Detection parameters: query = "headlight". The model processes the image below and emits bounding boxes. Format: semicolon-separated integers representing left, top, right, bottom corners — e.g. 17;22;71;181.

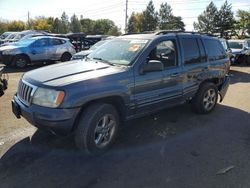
32;88;65;108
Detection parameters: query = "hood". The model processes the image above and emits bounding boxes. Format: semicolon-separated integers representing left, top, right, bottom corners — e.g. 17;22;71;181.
0;44;20;51
74;50;92;56
24;60;126;86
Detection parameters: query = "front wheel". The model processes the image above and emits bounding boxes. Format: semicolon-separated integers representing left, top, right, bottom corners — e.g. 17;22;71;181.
75;103;119;154
13;55;29;68
191;82;218;114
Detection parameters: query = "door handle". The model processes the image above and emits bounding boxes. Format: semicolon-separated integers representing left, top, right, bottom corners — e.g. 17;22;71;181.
31;50;36;55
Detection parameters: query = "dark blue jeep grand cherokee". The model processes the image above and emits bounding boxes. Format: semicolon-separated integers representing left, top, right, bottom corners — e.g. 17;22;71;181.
12;31;230;153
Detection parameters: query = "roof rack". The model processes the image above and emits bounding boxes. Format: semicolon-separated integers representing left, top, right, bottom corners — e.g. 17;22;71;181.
123;30;216;37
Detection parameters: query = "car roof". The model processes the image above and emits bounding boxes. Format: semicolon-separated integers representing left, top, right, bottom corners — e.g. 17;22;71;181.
31;36;69;40
228;39;244;43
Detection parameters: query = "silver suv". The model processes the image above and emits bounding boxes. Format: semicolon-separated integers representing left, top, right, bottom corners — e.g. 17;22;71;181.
0;36;76;68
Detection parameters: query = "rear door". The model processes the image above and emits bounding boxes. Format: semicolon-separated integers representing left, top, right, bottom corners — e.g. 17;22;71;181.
48;38;65;60
29;38;49;61
179;35;208;99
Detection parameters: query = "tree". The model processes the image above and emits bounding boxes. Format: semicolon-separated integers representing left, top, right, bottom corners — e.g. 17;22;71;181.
31;17;52;31
235;10;250;38
0;20;8;34
193;2;218;33
127;12;137;33
7;20;25;31
60;12;69;33
51;17;61;33
158;3;185;30
158;2;173;29
93;19;120;35
80;18;95;34
215;0;235;38
141;0;158;31
70;14;81;32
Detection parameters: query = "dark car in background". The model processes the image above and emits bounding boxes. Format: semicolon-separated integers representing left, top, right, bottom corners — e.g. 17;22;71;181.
71;39;110;60
0;36;76;68
228;39;250;65
12;31;230;153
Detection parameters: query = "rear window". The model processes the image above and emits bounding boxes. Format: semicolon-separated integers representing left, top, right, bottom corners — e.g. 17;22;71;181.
228;41;243;49
50;39;64;45
204;39;226;61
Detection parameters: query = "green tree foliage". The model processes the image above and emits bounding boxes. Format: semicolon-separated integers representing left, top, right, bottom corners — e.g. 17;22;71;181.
215;0;235;38
7;20;25;31
70;14;81;32
127;12;144;33
158;2;185;30
93;19;120;35
235;10;250;38
0;20;8;34
60;11;69;34
141;0;158;31
193;2;218;33
80;18;95;34
51;17;61;33
31;17;52;31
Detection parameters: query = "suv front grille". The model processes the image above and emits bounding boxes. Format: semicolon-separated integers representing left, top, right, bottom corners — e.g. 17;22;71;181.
17;80;36;106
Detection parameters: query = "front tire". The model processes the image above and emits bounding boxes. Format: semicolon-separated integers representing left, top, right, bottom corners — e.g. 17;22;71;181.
75;103;119;154
192;82;218;114
13;55;29;68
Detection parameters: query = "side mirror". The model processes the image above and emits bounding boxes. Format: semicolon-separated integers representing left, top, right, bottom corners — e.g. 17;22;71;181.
140;60;164;74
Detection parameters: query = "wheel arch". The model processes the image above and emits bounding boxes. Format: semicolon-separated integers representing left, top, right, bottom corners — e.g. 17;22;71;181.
72;95;127;132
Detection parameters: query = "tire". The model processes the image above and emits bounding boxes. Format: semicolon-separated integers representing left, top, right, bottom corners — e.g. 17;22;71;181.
75;103;120;154
61;52;72;62
13;55;29;68
191;82;218;114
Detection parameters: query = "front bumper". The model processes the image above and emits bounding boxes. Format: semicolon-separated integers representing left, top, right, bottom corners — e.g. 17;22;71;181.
218;75;230;102
12;95;81;135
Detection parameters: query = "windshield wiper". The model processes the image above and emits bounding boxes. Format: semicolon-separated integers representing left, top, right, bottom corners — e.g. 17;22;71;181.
92;57;115;66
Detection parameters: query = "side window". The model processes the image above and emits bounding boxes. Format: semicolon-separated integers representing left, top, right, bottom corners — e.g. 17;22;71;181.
182;38;200;64
204;39;226;61
51;39;62;46
197;39;207;63
34;39;48;47
148;40;177;68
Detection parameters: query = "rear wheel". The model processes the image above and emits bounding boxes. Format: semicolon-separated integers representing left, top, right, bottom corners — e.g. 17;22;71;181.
191;82;218;114
61;52;72;62
75;103;119;154
13;55;29;68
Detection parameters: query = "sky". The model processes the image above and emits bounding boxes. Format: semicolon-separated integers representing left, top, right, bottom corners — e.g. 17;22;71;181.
0;0;250;32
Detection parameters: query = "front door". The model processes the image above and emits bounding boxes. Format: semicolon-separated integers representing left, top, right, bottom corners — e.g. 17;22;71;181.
133;38;183;115
29;38;49;61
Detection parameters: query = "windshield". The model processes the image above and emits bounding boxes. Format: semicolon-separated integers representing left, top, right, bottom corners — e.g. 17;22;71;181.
5;33;17;40
89;40;107;50
88;38;148;65
14;38;36;46
228;41;243;49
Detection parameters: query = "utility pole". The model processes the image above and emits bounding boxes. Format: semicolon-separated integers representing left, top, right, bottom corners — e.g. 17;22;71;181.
125;0;128;33
28;11;30;29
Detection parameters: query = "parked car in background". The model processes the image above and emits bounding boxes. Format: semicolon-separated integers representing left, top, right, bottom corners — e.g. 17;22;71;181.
228;39;250;65
0;32;19;45
71;39;110;60
219;38;232;64
12;31;230;153
0;31;14;40
0;36;76;68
